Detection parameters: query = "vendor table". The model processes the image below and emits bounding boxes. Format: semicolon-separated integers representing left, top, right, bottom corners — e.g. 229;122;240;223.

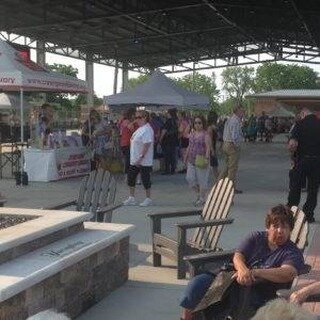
24;147;91;182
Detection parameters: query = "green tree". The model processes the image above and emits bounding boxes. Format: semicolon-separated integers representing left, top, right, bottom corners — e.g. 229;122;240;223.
174;72;219;111
254;63;318;92
47;63;78;77
73;94;103;107
128;74;150;89
222;66;255;105
45;63;80;113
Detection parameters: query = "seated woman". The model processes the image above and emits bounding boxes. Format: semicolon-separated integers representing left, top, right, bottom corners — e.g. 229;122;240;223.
180;204;305;320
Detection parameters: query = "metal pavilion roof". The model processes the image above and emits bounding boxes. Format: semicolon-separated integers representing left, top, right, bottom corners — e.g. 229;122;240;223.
0;0;320;73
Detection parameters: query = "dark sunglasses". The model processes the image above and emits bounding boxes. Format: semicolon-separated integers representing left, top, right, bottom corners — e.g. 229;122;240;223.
135;116;142;119
194;121;202;124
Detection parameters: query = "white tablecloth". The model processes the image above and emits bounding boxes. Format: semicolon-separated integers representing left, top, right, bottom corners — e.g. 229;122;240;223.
25;147;91;182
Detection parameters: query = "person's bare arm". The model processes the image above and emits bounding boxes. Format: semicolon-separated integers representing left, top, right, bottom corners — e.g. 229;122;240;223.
232;252;254;286
184;145;190;164
207;127;214;156
290;281;320;304
288;138;298;153
159;128;166;143
205;132;211;159
252;264;297;284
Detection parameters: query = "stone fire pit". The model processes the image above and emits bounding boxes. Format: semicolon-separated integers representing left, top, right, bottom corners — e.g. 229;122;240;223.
0;208;134;319
0;214;37;230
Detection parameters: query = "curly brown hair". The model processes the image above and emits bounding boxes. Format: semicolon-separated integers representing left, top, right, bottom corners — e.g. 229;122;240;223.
265;204;294;231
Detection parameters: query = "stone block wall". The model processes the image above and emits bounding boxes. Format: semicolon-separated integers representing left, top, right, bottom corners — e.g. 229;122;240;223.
0;236;129;320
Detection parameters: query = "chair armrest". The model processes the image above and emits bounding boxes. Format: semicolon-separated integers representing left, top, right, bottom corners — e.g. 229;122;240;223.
96;203;122;214
184;250;235;278
184;249;235;263
147;209;202;220
42;200;77;210
176;218;234;230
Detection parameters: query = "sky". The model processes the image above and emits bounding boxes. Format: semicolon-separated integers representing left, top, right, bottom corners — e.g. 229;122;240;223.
30;50;320;100
30;50;225;98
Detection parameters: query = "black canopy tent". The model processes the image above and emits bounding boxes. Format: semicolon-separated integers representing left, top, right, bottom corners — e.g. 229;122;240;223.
104;71;209;110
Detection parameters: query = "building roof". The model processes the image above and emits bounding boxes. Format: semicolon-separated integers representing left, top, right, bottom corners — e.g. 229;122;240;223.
249;90;320;100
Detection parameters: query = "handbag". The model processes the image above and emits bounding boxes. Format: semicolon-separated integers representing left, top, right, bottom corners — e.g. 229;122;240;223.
193;271;236;312
195;154;208;168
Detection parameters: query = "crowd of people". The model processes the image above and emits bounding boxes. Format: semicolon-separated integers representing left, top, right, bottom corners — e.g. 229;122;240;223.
75;106;298;208
243;111;293;143
117;108;225;207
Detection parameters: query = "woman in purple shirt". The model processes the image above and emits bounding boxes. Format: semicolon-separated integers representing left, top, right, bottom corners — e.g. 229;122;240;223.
180;204;305;320
184;116;211;206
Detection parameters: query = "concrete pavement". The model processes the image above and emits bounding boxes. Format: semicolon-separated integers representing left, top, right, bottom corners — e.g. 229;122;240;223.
0;134;318;320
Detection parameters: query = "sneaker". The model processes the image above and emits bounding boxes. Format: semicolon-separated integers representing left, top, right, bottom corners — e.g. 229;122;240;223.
123;196;136;206
139;198;153;207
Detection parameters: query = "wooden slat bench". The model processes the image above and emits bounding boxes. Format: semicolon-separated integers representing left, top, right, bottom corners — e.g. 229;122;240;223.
278;227;320;314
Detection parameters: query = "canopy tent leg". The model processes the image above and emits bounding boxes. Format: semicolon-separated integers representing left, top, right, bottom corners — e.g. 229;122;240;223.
85;56;94;108
20;87;24;186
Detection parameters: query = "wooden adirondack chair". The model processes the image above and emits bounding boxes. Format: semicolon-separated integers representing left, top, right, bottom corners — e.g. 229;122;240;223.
184;205;310;278
148;177;234;279
188;206;310;320
44;169;121;222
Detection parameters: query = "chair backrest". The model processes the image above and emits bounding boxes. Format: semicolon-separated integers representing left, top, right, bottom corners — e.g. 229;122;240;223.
76;169;117;213
290;206;309;250
191;178;234;250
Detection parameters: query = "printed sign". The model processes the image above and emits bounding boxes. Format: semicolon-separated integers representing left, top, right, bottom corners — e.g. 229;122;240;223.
55;147;91;179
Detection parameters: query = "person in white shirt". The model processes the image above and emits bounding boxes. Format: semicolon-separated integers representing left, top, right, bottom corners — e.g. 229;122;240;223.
218;105;244;194
123;110;154;207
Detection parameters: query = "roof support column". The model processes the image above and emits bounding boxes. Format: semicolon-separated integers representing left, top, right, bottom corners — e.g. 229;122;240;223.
36;40;46;101
122;62;129;92
113;61;118;94
86;55;94;107
36;40;46;67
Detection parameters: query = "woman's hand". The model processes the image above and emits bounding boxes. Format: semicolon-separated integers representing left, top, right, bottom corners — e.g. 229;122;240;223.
290;288;310;304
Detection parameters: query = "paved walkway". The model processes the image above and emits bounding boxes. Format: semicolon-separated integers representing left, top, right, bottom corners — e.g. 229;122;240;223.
0;135;318;320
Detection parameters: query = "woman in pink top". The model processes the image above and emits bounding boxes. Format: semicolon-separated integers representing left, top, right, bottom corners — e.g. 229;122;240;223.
185;116;211;206
119;108;136;175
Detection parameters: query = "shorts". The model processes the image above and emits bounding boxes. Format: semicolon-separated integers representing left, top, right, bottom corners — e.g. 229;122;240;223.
186;162;210;190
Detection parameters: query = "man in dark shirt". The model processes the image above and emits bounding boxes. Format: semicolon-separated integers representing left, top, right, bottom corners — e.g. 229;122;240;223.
287;107;320;223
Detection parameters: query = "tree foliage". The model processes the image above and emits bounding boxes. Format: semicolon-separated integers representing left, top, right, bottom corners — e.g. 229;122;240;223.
43;63;102;118
254;63;319;92
174;72;219;111
128;74;150;89
47;63;78;78
221;66;255;104
45;63;80;112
